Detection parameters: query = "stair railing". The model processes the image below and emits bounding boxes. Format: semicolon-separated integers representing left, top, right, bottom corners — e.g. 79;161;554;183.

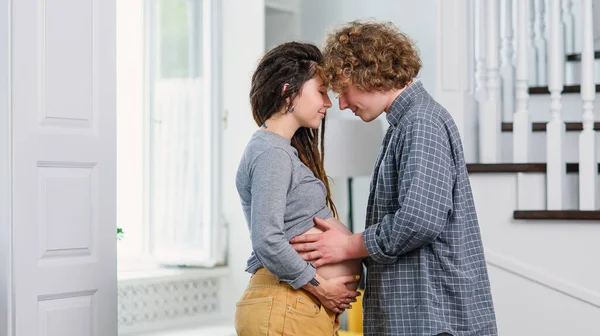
474;0;598;210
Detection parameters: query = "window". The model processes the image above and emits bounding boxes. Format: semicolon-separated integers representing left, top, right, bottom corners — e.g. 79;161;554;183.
117;0;223;270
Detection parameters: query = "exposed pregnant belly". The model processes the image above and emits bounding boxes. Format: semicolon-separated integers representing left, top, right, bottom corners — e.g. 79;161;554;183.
300;219;362;291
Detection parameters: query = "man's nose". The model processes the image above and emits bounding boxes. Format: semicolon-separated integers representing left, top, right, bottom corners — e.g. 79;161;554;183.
338;95;348;110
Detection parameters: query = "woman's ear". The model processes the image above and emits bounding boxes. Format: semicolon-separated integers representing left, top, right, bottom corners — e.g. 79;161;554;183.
281;83;291;105
281;83;289;96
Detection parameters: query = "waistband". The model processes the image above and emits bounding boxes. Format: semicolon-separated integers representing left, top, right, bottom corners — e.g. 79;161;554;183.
250;268;323;309
250;267;294;287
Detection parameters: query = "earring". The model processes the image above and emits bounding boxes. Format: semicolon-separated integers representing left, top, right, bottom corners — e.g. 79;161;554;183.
285;103;295;113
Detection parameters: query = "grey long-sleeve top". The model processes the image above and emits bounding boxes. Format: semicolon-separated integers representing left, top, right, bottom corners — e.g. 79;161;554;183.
236;130;333;289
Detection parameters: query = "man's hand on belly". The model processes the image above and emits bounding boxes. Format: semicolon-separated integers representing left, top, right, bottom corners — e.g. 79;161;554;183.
290;217;353;267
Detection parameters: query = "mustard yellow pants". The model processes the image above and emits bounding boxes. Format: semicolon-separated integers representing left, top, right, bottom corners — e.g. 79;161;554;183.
235;268;340;336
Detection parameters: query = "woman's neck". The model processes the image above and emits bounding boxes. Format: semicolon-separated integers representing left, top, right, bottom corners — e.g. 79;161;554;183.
260;113;299;140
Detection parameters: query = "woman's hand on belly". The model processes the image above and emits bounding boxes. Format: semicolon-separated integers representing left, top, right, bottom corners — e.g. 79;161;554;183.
303;273;361;313
317;260;362;291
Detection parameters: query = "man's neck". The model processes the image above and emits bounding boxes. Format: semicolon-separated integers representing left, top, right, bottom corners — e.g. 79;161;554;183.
384;81;413;113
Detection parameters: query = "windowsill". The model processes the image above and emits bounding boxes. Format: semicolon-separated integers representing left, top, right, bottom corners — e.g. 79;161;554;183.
118;265;230;283
118;252;230;282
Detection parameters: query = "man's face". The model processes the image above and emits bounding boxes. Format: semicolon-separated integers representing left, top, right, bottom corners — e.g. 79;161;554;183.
337;85;388;122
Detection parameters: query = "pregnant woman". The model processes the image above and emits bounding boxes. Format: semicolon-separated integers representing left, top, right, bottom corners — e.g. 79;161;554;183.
234;41;362;336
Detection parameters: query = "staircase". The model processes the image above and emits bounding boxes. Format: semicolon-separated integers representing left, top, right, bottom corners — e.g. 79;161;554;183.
466;2;600;334
470;0;599;215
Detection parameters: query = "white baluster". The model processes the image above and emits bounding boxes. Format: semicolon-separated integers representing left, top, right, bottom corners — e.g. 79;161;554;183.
562;0;575;54
571;0;583;53
500;0;515;122
514;0;531;164
475;0;488;102
528;0;538;86
480;0;502;163
534;0;548;85
563;0;575;85
579;0;597;210
547;0;566;210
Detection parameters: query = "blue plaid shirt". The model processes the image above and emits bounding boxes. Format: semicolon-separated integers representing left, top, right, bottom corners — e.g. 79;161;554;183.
362;81;497;335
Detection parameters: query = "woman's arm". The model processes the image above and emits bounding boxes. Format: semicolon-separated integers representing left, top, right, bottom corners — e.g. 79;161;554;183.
249;147;316;289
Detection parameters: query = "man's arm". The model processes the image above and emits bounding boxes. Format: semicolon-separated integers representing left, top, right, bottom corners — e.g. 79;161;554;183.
363;118;454;264
348;233;369;259
290;217;368;266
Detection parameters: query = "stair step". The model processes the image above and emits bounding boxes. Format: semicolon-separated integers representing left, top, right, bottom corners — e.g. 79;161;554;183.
466;163;600;174
529;84;600;94
513;210;600;220
566;51;600;61
501;122;600;132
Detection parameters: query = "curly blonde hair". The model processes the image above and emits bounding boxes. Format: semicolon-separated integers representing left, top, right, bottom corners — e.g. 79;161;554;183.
318;20;422;93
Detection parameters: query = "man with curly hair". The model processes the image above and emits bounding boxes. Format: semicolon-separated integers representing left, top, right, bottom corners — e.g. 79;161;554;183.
291;21;497;336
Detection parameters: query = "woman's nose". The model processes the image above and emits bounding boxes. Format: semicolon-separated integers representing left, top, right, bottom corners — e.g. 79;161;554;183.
324;93;332;108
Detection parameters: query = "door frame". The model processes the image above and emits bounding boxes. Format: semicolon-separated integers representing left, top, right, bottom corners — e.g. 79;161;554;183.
0;0;13;335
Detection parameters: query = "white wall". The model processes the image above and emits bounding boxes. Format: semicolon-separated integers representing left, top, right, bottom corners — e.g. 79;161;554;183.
265;0;300;50
220;0;265;322
0;0;10;333
470;173;600;335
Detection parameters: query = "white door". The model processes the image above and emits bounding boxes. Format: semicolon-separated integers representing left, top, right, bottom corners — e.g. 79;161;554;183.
11;0;117;335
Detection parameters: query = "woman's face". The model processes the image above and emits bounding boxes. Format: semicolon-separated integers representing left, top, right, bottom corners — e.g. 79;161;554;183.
291;76;332;129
